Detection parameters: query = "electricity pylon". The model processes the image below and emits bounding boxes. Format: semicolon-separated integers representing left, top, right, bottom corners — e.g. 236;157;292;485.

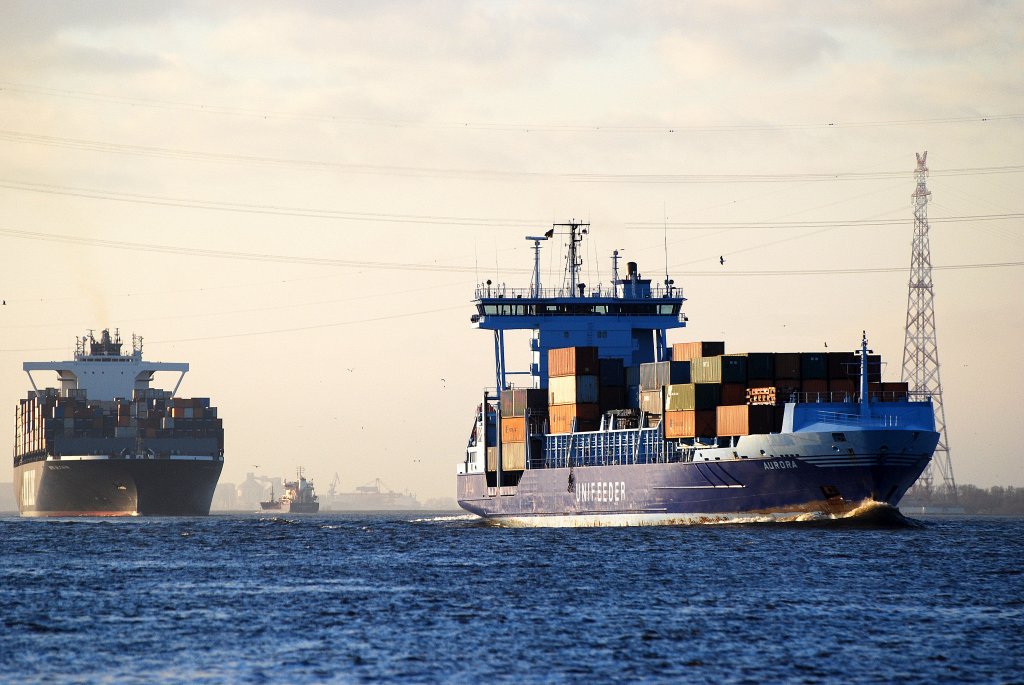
901;151;957;501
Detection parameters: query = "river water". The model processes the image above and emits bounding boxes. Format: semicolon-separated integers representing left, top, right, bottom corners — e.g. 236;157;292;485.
1;512;1022;683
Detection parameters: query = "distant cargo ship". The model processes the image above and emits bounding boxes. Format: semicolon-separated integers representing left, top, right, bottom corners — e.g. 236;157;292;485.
13;329;224;516
320;478;421;511
456;222;938;525
260;469;319;513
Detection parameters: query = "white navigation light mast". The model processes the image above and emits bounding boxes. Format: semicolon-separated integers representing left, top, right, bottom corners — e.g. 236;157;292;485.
901;151;957;500
611;250;622;298
525;233;550;298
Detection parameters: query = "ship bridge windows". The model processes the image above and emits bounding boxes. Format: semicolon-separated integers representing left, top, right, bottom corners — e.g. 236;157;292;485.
477;301;682;317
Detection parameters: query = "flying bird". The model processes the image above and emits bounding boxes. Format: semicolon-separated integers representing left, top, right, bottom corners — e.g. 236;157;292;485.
719;256;725;265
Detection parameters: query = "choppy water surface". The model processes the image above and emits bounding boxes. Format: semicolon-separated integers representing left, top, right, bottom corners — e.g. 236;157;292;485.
1;511;1022;684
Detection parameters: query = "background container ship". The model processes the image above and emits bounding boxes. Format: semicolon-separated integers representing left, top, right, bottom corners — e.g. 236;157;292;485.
456;222;938;525
13;329;224;516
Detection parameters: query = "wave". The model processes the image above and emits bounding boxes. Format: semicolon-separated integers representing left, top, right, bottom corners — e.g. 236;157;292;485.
410;514;480;523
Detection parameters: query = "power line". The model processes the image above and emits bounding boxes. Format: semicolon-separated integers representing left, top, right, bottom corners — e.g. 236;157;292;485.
1;278;465;322
672;262;1024;276
2;129;1023;184
0;227;530;274
574;167;1024;184
0;179;543;227
628;214;1024;230
0;304;467;353
3;81;1022;133
1;226;1019;278
5;178;1019;233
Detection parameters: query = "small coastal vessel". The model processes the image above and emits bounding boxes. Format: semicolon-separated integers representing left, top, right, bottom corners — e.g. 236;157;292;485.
260;469;319;513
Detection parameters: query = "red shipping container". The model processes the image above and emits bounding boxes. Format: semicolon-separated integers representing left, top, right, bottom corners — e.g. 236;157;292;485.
663;410;716;438
774;353;801;380
867;355;882;383
599;386;627;412
719;383;747;406
801;379;828;395
827;352;858;380
882;382;909;401
828;378;857;395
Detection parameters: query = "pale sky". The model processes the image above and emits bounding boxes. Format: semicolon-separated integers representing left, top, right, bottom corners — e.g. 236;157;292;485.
1;1;1022;498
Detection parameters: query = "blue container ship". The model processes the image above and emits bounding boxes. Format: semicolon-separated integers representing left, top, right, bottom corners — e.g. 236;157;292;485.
456;221;938;525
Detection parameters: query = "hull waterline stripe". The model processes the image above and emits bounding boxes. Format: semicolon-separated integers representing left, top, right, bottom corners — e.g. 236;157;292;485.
653;484;746;489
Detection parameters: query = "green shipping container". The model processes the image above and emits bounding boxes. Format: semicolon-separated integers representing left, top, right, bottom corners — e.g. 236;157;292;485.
664;383;721;411
691;355;747;384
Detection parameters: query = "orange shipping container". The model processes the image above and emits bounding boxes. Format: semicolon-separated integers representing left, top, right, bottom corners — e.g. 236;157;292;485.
672;341;725;362
716;405;777;437
663;410;717;439
549;403;601;433
548;347;600;378
501;417;526;444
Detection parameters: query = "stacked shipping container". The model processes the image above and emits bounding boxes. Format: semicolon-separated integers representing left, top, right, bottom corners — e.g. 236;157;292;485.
495;388;547;471
13;388;224;461
524;343;904;445
548;347;601;433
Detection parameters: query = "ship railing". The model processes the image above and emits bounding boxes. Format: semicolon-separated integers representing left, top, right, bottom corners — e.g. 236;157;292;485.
542;427;669;468
787;391;854;404
817;411;899;428
789;391;919;405
474;284;680;300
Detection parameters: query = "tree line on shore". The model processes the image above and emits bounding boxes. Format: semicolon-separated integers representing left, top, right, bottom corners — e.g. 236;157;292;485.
905;483;1024;515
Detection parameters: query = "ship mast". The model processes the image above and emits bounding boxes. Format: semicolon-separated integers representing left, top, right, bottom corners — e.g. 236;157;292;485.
525;233;550;298
557;220;589;295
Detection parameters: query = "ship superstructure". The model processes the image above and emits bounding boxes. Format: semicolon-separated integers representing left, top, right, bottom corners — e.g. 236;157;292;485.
456;223;938;525
13;329;224;516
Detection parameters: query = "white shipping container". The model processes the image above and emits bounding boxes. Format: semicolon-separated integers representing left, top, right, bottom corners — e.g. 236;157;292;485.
548;375;599;406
